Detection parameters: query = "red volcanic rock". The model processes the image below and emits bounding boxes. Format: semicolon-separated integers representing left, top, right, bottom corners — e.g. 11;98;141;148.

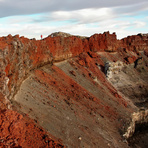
87;51;98;58
124;56;137;64
0;109;64;148
120;34;148;51
78;60;85;66
89;33;106;52
89;31;117;52
0;32;147;112
144;49;148;57
0;32;148;147
0;93;8;110
79;52;93;67
43;36;89;61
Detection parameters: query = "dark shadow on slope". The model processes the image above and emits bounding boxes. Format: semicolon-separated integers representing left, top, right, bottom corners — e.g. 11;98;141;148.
128;123;148;148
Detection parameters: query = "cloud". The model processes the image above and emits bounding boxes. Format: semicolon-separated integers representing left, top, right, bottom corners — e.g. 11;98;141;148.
1;14;147;40
134;21;146;28
29;1;148;28
113;1;148;16
50;8;115;24
0;0;148;18
0;0;148;40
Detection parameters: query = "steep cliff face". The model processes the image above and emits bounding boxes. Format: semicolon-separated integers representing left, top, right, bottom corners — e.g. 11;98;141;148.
1;32;147;103
121;34;148;52
0;32;148;147
89;32;118;52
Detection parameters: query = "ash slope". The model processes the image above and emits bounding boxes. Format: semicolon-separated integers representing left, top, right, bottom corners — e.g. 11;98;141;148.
0;32;148;147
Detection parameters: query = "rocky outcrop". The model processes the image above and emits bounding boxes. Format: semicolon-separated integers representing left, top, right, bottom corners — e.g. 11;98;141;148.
89;31;118;52
121;33;148;52
0;32;146;105
123;109;148;139
49;32;73;37
105;61;124;79
0;109;64;148
0;31;148;147
49;31;88;39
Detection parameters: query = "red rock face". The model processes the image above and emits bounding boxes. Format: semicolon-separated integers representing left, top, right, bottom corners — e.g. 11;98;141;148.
120;34;148;51
88;32;117;52
0;109;64;148
124;56;137;64
0;32;148;147
0;31;147;110
144;49;148;57
2;32;148;82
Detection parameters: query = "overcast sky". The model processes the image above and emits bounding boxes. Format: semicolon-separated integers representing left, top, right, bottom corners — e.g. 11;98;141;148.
0;0;148;39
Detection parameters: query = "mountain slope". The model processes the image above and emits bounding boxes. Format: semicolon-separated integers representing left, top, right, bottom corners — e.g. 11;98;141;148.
0;32;148;147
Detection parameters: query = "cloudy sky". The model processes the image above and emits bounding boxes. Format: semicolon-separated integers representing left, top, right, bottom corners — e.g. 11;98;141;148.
0;0;148;39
